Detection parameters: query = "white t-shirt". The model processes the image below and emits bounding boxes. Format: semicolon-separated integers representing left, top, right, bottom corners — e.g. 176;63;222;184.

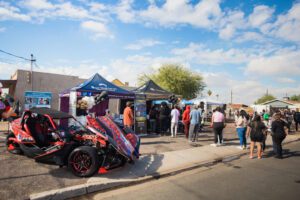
171;109;180;123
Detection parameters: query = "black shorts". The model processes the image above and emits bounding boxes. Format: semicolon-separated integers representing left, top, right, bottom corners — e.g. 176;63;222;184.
250;133;263;142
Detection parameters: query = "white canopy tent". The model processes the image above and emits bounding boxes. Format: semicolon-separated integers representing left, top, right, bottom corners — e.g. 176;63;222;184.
190;97;226;119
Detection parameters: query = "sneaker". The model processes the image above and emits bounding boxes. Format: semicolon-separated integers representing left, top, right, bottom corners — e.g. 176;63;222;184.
210;143;217;147
236;146;243;150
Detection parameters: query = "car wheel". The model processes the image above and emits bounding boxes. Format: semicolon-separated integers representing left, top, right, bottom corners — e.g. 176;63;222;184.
68;146;99;177
6;133;22;154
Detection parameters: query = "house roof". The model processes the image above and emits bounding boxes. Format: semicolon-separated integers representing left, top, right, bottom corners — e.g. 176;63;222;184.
262;99;294;105
112;79;125;86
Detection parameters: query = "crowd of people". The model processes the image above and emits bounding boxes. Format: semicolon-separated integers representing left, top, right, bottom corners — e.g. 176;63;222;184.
122;98;300;160
234;109;300;159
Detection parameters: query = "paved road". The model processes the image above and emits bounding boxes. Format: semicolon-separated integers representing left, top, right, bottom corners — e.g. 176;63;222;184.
79;141;300;200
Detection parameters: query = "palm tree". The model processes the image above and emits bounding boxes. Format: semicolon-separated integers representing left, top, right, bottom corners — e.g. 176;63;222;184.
207;90;212;96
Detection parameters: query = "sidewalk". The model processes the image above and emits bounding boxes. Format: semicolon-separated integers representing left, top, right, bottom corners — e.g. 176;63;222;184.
30;133;300;200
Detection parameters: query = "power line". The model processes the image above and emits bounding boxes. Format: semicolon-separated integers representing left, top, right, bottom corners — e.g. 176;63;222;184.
0;49;31;61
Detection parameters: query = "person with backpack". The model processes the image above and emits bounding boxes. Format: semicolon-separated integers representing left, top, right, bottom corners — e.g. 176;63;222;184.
246;115;267;159
271;112;289;159
236;110;249;149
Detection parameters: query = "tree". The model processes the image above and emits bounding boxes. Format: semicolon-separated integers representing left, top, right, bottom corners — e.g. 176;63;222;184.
207;90;212;96
138;64;205;99
290;94;300;101
254;94;276;104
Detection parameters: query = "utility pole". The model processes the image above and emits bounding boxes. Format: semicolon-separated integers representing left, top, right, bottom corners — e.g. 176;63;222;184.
30;54;36;91
230;89;233;104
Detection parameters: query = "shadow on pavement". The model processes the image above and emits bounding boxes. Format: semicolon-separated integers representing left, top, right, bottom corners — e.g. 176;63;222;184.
94;154;165;179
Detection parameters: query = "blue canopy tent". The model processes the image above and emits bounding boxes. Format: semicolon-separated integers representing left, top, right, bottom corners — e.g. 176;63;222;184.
59;73;134;117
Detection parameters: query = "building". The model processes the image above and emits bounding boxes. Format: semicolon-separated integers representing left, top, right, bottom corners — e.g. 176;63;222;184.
1;70;85;111
251;99;297;113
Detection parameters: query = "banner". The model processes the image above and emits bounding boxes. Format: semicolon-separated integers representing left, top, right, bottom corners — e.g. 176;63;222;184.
24;91;52;110
134;98;147;134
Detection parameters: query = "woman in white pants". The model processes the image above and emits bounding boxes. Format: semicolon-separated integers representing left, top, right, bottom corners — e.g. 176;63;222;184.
171;105;180;137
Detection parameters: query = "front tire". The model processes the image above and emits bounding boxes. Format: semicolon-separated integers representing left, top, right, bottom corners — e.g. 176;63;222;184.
68;146;99;177
6;133;22;154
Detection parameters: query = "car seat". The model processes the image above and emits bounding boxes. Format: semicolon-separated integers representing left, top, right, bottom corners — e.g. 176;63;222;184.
24;116;49;147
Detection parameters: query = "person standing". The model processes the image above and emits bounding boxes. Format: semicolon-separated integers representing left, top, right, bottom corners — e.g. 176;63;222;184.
182;106;191;138
211;107;225;146
123;101;134;129
293;111;300;131
170;105;180;138
262;112;270;152
236;110;249;149
189;105;201;143
271;112;288;159
149;105;158;133
246;115;266;159
159;102;171;135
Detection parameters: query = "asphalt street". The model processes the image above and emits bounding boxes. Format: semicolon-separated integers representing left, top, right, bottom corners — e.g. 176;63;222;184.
78;141;300;200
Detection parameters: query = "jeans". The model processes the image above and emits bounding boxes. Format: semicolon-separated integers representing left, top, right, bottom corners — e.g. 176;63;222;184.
189;123;199;142
171;122;178;137
237;127;247;147
272;135;285;157
213;122;224;144
149;119;156;133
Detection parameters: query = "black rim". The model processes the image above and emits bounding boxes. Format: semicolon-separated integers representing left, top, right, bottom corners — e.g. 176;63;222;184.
70;151;92;174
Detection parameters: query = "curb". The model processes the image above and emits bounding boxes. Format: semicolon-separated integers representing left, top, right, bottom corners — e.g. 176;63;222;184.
30;137;300;200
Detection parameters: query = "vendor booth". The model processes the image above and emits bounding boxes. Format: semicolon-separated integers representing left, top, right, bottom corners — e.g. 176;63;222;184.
59;73;135;124
133;80;173;134
190;97;226;120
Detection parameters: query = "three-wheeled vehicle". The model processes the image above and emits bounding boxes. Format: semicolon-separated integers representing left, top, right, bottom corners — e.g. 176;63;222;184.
6;107;140;177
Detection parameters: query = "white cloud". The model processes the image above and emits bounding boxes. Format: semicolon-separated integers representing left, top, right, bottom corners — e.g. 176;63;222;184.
246;49;300;76
269;3;300;42
248;5;274;27
171;43;257;65
20;0;55;10
125;39;163;50
80;20;113;39
138;0;222;28
0;2;31;21
114;0;136;23
219;24;235;40
235;31;265;43
276;77;296;84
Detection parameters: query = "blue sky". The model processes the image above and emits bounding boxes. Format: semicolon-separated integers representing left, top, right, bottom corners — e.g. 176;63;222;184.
0;0;300;104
